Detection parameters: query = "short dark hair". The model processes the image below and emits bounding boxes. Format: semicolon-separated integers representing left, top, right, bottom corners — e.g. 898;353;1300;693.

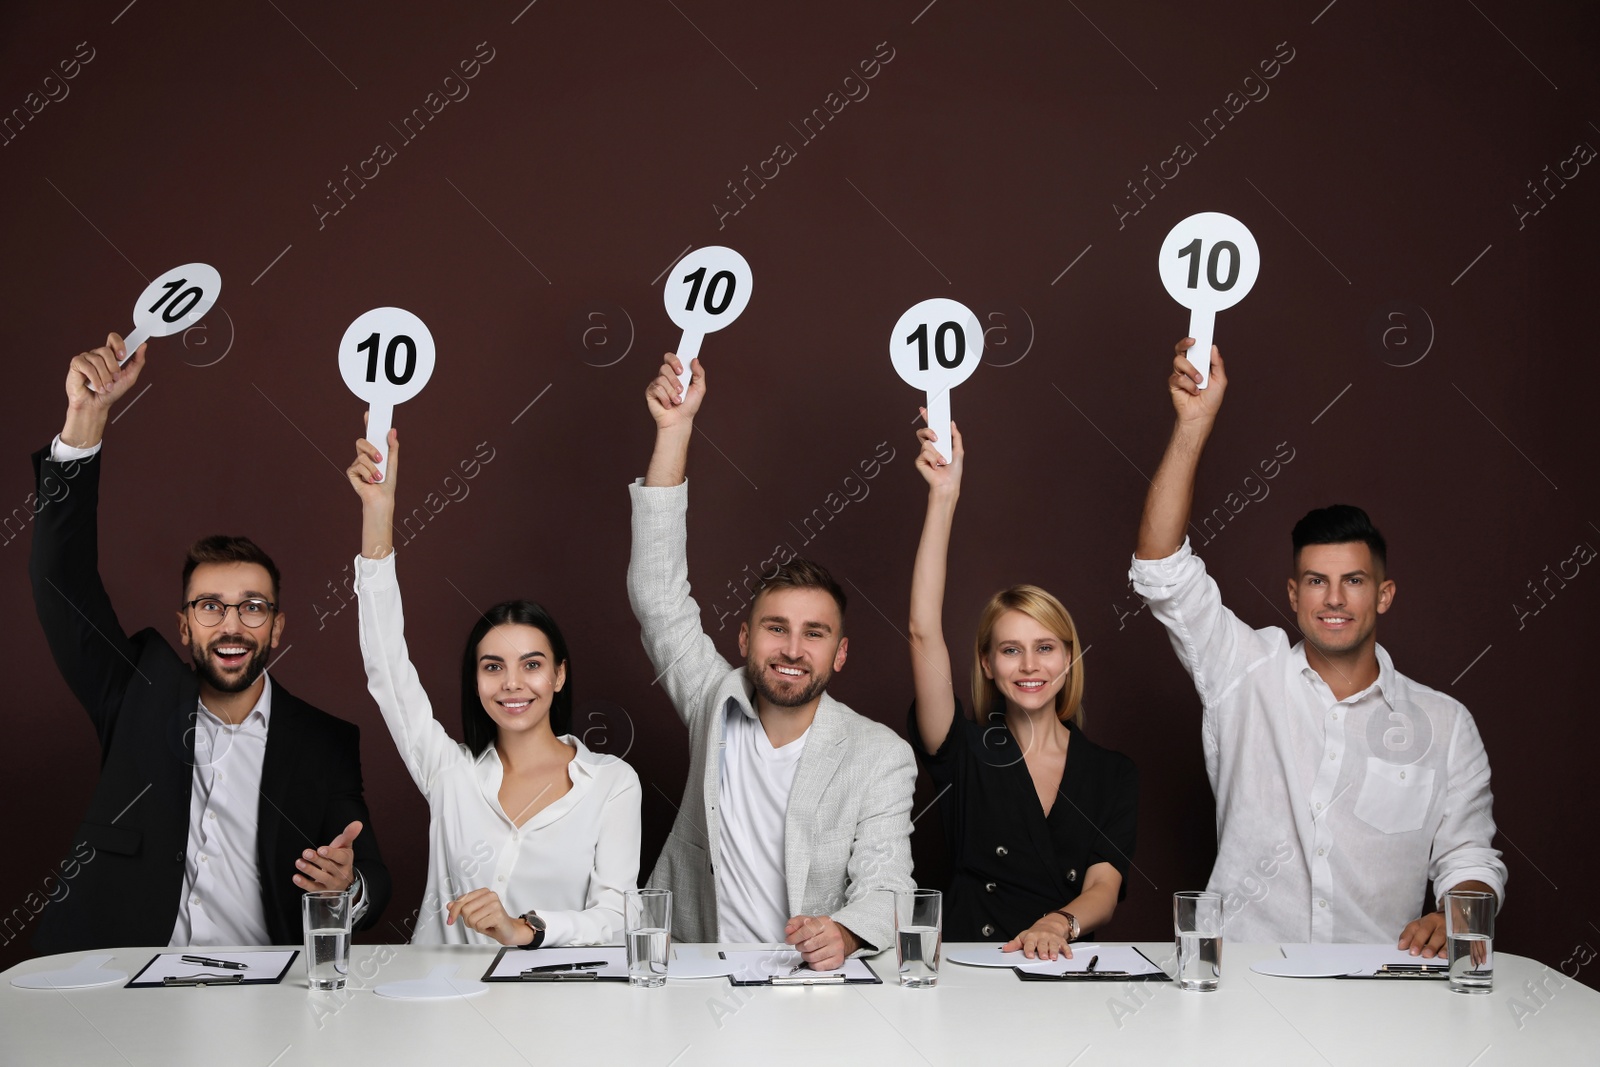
1291;505;1387;574
182;536;281;602
753;558;847;622
460;600;573;757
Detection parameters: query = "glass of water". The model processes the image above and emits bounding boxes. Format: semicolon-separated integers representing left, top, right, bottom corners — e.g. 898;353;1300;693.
895;888;942;987
1173;891;1222;991
625;888;671;988
1445;889;1495;994
302;890;350;991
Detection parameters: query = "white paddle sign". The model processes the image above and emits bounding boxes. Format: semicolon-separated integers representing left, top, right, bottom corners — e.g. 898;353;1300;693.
663;246;752;390
890;298;984;463
338;307;436;482
1158;213;1259;389
94;263;222;390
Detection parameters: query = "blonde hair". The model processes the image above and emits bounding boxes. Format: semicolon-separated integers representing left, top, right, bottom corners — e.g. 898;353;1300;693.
971;585;1085;729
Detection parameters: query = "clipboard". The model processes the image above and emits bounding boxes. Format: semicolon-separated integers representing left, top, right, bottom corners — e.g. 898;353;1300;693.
1011;946;1172;982
481;946;630;983
127;950;299;988
719;950;882;986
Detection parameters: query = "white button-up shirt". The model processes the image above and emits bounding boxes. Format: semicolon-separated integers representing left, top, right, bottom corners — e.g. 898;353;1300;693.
1130;539;1507;944
356;553;641;946
170;680;273;947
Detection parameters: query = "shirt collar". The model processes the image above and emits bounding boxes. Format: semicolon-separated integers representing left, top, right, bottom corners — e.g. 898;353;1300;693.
1291;642;1399;707
477;733;599;780
197;672;273;728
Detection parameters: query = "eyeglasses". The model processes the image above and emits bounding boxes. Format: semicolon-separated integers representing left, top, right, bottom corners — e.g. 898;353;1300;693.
184;597;277;628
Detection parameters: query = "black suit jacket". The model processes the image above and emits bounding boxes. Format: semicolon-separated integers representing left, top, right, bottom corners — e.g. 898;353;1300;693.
27;446;391;952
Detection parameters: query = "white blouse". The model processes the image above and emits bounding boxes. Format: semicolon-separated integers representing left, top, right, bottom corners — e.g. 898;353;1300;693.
355;553;641;946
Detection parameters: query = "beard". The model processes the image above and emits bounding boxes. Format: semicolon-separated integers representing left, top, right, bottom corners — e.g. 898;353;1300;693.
746;655;832;709
190;634;273;694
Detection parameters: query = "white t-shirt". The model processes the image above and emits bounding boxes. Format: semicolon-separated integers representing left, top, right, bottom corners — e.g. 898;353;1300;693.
716;700;809;943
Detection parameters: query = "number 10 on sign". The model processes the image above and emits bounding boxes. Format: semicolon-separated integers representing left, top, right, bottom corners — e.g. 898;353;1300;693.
1157;212;1259;389
337;307;437;481
890;299;984;463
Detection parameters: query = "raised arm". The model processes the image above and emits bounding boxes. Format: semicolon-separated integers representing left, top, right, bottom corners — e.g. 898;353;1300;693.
644;353;702;487
347;430;463;793
628;355;730;721
1135;339;1226;560
29;335;149;743
908;415;964;754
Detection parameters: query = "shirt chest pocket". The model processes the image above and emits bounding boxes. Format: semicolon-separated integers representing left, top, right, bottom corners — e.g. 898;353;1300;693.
1352;758;1435;835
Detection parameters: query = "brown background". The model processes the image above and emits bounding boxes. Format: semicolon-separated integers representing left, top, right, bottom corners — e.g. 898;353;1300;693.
1;0;1594;987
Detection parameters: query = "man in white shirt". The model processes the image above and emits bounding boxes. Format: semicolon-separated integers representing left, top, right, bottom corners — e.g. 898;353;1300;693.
1129;339;1506;953
628;354;917;970
27;333;390;952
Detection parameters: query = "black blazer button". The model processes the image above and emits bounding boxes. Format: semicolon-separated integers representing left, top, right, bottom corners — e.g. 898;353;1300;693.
995;845;1008;857
1067;868;1078;883
174;852;184;862
981;924;996;937
985;882;997;893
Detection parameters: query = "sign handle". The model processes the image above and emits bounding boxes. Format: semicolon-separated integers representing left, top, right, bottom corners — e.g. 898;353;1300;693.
366;401;395;481
925;387;953;464
119;327;149;368
1187;309;1217;390
674;331;703;391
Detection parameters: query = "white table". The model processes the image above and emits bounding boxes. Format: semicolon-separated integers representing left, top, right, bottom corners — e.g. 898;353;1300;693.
3;942;1594;1065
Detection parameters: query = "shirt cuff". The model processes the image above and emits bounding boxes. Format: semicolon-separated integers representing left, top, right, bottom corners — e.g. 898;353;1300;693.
348;870;370;921
354;551;398;589
1128;536;1198;593
50;435;101;463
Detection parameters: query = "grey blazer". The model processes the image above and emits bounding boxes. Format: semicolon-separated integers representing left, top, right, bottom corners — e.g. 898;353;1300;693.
627;479;916;951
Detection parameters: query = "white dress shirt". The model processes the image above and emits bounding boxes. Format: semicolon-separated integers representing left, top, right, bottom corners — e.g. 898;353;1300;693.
355;552;641;946
715;701;809;943
1130;539;1507;944
170;680;273;947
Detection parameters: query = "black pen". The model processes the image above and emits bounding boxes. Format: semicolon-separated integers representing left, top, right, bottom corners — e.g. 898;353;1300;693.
523;960;609;974
1086;955;1099;973
181;955;247;971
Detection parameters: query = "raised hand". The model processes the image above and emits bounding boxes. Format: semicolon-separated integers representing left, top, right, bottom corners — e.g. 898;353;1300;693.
348;424;399;559
294;820;362;892
61;333;148;448
915;409;964;496
1168;338;1227;424
645;353;706;429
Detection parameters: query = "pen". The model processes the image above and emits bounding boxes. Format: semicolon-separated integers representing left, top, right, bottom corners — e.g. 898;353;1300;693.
181;956;248;971
1086;955;1099;972
523;960;609;973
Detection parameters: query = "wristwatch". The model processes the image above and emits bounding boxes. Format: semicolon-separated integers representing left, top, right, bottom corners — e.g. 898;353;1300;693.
1054;909;1080;940
519;910;547;950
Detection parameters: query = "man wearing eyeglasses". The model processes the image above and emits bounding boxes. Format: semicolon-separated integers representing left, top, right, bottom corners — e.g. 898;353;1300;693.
26;333;391;953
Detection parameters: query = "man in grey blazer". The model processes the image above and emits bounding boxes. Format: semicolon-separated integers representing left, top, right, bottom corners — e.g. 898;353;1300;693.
628;354;917;970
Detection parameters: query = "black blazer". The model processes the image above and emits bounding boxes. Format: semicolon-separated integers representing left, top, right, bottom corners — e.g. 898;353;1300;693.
27;447;391;952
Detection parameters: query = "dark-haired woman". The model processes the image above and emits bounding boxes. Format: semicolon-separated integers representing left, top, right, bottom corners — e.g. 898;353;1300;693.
347;431;640;947
907;416;1138;959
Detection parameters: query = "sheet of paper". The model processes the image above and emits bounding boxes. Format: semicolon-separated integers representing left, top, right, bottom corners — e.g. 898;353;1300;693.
718;949;877;982
128;950;298;986
1276;943;1447;976
485;946;628;980
1011;945;1166;977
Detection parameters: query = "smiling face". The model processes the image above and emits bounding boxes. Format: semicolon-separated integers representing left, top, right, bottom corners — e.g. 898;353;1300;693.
475;623;567;737
1287;542;1395;660
981;610;1071;714
737;586;848;710
176;561;284;694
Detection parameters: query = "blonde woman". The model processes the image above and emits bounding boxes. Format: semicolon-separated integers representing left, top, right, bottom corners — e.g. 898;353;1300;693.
907;417;1138;958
